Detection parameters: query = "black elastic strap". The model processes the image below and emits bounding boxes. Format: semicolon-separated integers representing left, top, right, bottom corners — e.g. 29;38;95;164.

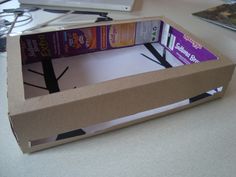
56;129;86;140
144;43;172;68
41;59;60;93
189;93;211;103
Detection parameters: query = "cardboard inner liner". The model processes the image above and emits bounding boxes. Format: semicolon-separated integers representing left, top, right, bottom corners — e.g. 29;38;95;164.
21;20;218;99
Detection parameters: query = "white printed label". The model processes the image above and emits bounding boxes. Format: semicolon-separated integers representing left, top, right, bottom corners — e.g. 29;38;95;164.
168;34;176;51
161;23;170;47
135;20;161;45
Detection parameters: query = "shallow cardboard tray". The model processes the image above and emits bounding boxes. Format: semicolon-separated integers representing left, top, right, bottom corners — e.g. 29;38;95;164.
7;16;235;153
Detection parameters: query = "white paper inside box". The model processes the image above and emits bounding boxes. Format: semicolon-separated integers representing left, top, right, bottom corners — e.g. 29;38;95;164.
7;17;235;153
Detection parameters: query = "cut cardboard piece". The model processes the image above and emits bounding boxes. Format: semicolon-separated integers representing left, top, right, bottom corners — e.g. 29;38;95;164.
30;86;223;147
7;17;235;153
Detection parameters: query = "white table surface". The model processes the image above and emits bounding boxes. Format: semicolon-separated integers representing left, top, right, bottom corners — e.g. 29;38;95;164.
1;0;236;177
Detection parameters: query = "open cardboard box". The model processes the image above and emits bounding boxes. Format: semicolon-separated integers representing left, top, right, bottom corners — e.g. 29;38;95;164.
7;16;235;153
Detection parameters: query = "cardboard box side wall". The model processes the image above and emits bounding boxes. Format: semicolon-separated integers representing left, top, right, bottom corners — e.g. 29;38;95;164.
10;64;235;152
26;92;226;153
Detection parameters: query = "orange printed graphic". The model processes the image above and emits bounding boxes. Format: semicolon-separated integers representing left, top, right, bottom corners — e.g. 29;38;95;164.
101;26;107;50
109;23;136;48
80;27;97;49
38;35;50;57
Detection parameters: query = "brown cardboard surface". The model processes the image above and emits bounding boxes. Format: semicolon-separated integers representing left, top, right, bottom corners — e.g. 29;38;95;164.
27;93;225;153
7;16;235;153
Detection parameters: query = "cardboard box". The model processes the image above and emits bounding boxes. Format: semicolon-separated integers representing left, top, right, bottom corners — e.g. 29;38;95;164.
7;16;235;153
